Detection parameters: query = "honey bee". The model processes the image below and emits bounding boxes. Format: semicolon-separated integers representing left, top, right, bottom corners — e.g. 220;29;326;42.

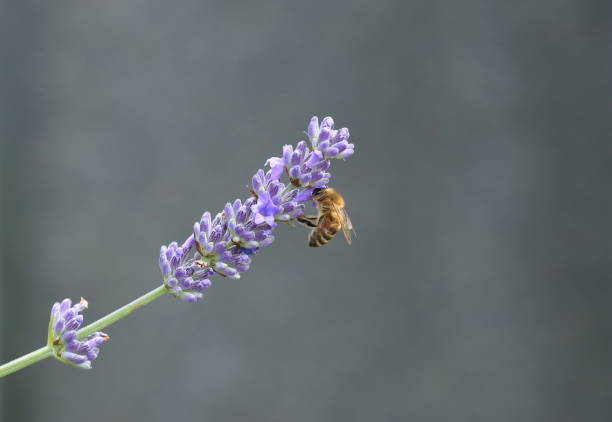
297;187;355;247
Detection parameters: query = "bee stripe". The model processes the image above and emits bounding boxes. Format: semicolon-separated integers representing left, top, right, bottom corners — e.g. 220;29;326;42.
309;230;329;247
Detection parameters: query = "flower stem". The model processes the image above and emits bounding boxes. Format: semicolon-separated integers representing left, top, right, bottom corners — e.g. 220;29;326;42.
77;284;167;339
0;284;168;378
0;346;53;378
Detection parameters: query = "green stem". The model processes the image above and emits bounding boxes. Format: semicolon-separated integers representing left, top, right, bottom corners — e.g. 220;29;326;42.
77;285;167;339
0;284;168;378
0;346;53;378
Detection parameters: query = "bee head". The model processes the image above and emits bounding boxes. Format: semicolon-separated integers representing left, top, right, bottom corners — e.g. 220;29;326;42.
312;187;325;198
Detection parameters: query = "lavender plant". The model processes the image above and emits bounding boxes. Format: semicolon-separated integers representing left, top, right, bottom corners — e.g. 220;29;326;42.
0;116;354;377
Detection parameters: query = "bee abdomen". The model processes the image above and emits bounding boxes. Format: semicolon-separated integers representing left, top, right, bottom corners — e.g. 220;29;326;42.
308;221;341;247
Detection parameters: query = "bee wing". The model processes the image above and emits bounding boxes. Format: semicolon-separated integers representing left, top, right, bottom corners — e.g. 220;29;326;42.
331;203;355;245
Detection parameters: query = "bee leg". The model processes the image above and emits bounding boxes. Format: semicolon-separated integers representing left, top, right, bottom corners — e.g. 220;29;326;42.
297;215;319;228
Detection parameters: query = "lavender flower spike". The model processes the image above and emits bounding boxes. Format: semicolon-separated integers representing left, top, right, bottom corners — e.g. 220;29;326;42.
0;115;356;378
159;116;355;303
47;298;109;369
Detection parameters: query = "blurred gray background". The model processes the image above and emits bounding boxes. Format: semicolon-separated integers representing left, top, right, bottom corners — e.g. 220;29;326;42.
1;1;610;421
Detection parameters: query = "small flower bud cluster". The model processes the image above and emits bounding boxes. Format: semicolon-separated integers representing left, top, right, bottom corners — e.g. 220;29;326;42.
159;116;355;302
159;237;213;302
307;116;354;160
48;298;109;369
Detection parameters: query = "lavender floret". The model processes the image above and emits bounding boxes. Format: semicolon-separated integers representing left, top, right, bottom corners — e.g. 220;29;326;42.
159;116;355;302
48;298;109;369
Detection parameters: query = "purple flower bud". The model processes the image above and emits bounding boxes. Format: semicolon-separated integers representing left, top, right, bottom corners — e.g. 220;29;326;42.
325;147;339;157
305;150;323;167
62;309;76;323
337;146;354;159
54;319;65;336
310;170;324;183
224;203;234;219
181;235;194;251
86;348;99;361
64;340;80;352
259;235;275;247
289;166;301;180
299;173;312;184
180;277;193;289
320;116;334;129
174;267;188;279
296;141;308;154
65;314;83;331
333;140;349;153
268;182;281;197
215;262;239;278
282;145;293;165
290;151;301;166
161;262;171;277
236;208;247;223
243;240;259;249
200;212;212;233
318;140;330;151
319;128;331;143
86;333;110;348
63;331;77;343
307;116;319;140
334;127;350;143
63;352;88;365
60;299;72;313
236;260;251;272
181;292;203;303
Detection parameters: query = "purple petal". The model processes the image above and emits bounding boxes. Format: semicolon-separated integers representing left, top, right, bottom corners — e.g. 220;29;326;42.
270;162;285;180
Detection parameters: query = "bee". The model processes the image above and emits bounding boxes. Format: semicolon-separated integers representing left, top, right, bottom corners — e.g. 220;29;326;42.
297;187;355;247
